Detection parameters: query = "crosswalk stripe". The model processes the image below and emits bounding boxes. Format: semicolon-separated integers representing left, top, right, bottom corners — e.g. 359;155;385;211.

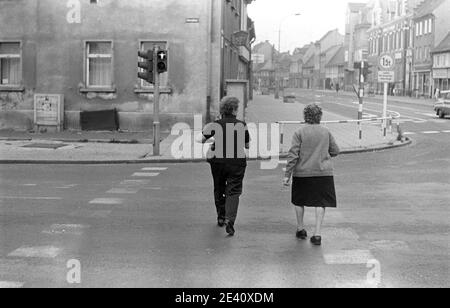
0;281;24;288
120;180;151;186
8;246;62;259
324;250;374;265
89;198;123;205
42;224;88;235
132;172;160;177
141;167;167;171
107;188;139;194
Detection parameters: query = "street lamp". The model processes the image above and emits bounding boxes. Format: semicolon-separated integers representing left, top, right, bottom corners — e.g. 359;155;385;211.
275;13;301;99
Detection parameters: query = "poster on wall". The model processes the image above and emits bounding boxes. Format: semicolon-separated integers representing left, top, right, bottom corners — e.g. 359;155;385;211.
34;94;64;131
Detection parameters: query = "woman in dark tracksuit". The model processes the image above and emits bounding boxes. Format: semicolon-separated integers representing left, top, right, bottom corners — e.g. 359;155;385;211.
200;97;250;236
283;104;340;246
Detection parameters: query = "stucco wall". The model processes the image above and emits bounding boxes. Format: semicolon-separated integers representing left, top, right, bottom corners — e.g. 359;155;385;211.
0;0;217;131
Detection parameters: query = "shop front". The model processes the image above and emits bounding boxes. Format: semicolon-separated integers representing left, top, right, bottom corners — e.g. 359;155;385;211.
433;68;450;92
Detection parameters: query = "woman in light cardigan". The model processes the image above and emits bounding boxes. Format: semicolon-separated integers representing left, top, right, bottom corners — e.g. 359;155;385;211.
283;104;340;246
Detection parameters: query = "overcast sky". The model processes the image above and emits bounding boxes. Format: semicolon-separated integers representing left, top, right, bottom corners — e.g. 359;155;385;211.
248;0;357;52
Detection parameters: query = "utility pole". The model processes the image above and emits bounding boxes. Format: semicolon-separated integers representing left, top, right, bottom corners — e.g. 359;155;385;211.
358;61;365;141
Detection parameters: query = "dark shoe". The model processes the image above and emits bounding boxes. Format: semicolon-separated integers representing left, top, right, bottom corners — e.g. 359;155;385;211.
225;221;235;236
296;229;307;240
310;236;322;246
217;217;226;227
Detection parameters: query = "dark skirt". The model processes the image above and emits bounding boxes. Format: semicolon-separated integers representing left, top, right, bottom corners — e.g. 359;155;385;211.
292;176;337;208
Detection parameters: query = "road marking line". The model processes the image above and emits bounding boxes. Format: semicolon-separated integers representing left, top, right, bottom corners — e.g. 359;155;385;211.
8;246;62;259
0;196;62;200
120;180;151;185
403;132;416;135
54;184;78;189
42;224;88;235
442;130;450;133
21;184;37;187
132;172;160;177
369;240;409;251
107;188;139;194
0;281;24;288
403;115;428;122
141;167;168;171
141;187;162;191
422;131;440;134
324;250;374;265
89;198;123;205
415;112;438;117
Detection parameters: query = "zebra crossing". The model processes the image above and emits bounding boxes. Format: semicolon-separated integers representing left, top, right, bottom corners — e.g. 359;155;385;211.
0;165;169;288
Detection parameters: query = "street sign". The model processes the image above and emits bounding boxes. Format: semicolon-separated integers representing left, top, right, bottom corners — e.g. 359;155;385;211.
379;55;394;70
378;71;395;83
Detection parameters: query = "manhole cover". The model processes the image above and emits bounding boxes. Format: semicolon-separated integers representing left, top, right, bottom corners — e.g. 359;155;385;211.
22;143;68;149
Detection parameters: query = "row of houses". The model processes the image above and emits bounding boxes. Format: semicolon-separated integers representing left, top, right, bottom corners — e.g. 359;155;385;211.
0;0;256;132
253;0;450;99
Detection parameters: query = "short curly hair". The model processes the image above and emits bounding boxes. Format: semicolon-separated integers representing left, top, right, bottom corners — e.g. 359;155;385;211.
220;97;240;116
303;104;323;124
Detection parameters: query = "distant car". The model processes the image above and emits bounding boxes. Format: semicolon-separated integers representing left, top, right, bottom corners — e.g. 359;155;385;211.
435;90;450;118
283;94;296;103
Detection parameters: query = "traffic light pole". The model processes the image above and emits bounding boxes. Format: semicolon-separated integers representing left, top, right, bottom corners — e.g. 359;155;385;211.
358;62;364;141
153;46;161;156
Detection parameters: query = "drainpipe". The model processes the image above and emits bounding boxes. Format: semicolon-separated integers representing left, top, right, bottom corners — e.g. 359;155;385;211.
206;0;213;123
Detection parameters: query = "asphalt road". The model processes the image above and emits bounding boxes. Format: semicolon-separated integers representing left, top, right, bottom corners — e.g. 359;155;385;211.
0;93;449;288
286;89;450;137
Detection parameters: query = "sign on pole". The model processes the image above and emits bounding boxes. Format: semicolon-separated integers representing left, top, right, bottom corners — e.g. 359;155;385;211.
378;55;394;138
378;71;395;83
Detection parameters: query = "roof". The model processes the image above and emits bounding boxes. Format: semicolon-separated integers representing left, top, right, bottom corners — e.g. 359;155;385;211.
317;29;340;44
414;0;446;19
290;52;304;63
325;46;346;67
303;54;315;68
433;32;450;53
259;61;275;71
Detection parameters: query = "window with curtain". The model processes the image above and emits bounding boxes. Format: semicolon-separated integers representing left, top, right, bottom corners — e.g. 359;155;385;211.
86;41;113;88
139;41;168;88
0;42;21;86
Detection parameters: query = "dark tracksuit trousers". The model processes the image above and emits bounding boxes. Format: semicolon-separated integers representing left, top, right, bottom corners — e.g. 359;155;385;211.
210;162;246;224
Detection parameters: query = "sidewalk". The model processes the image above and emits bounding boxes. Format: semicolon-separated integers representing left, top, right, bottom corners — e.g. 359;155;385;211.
0;129;154;144
246;94;410;155
293;88;436;107
0;96;410;164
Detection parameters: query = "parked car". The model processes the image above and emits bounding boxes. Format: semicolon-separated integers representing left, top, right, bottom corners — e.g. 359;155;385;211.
434;90;450;118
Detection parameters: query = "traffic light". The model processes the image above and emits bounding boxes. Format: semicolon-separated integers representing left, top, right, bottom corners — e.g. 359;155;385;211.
156;50;168;74
138;49;154;84
363;64;373;80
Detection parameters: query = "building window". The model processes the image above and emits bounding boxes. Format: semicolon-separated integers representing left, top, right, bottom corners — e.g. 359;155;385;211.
138;41;168;89
86;41;113;88
428;18;433;33
0;42;21;86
